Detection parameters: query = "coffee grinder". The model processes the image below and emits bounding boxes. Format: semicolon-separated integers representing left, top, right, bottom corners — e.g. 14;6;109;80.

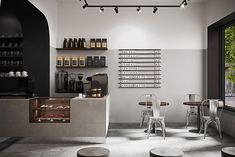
76;73;84;93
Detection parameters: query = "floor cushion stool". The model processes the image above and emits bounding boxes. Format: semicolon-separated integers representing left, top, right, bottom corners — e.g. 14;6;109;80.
150;147;184;157
222;147;235;157
77;147;110;157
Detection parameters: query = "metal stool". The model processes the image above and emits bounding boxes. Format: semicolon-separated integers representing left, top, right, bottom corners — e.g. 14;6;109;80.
77;147;110;157
222;147;235;157
150;147;184;157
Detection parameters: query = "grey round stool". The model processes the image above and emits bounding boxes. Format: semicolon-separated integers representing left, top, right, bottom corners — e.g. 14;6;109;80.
150;147;184;157
77;147;110;157
222;147;235;157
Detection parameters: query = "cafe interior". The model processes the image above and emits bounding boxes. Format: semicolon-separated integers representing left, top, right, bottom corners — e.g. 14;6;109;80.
0;0;235;156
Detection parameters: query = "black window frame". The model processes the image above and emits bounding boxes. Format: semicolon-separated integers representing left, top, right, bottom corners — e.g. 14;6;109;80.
207;11;235;112
222;20;235;112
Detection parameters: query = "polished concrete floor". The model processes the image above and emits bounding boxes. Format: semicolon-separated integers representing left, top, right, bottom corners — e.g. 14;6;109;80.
0;125;235;157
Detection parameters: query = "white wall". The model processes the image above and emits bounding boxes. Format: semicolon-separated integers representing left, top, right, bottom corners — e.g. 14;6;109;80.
56;0;207;123
57;0;206;49
206;0;235;26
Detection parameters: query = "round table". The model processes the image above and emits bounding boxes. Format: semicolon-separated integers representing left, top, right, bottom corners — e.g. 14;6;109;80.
77;147;110;157
221;147;235;157
138;101;170;107
150;147;184;157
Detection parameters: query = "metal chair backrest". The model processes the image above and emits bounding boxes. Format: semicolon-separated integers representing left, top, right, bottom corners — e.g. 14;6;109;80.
184;94;201;102
201;99;224;120
152;98;161;118
140;94;157;107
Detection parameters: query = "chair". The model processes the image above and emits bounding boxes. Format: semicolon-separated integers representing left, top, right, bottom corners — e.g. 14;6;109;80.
184;94;202;127
147;96;166;139
199;99;224;139
139;94;154;127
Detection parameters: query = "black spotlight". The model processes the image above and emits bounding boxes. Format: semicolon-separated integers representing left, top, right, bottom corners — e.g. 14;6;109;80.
82;3;88;9
114;7;118;13
100;7;104;13
153;7;158;13
137;7;141;12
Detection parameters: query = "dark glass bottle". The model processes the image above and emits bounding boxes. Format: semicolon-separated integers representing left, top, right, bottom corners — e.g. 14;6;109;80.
78;38;82;48
83;38;87;48
73;38;78;48
68;38;73;48
63;38;68;48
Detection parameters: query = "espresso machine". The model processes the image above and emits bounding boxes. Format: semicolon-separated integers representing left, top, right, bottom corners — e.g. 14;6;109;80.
86;73;108;97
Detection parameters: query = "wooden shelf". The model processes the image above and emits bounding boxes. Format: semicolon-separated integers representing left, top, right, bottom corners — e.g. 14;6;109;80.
0;56;23;59
0;47;23;50
56;66;108;68
118;82;161;84
119;52;161;55
119;78;161;80
0;66;22;68
119;66;161;67
56;48;108;51
119;61;161;63
119;87;161;88
119;74;161;75
0;37;23;40
119;69;161;71
119;57;161;59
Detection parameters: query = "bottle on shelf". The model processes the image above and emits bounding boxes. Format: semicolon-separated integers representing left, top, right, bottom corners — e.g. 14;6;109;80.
78;38;82;48
68;38;73;48
90;39;96;48
63;38;68;48
73;38;78;48
101;39;107;48
83;38;87;48
96;39;102;48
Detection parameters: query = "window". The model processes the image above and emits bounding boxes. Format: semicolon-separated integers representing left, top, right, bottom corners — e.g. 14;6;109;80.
224;24;235;109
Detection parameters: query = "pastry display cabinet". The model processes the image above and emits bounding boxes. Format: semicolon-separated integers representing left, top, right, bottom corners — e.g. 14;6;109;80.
30;97;70;123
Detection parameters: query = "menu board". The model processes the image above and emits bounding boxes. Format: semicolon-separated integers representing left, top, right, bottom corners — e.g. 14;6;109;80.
118;49;161;88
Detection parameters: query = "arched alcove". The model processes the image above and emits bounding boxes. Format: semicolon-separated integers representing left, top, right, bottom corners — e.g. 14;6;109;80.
0;0;50;97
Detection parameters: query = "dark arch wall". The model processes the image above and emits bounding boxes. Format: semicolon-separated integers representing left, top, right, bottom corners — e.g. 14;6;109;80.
0;0;50;97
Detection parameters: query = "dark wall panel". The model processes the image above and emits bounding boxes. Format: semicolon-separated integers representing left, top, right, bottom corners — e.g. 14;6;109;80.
207;27;221;99
0;0;50;97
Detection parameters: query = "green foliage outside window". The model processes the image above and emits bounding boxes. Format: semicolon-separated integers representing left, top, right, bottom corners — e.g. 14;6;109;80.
225;25;235;83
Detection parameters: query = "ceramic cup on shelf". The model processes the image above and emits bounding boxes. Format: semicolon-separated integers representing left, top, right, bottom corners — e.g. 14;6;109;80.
9;71;14;77
78;93;83;98
15;71;21;77
22;71;28;77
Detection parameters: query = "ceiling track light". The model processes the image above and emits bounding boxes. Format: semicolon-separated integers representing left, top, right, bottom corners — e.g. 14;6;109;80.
81;0;189;13
114;7;118;14
153;7;158;13
100;7;104;13
82;3;88;9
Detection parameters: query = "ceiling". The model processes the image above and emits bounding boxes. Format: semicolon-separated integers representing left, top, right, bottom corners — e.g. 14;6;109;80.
58;0;210;5
77;0;210;5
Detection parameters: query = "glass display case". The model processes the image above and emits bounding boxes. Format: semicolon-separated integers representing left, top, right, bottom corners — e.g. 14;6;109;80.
30;97;70;123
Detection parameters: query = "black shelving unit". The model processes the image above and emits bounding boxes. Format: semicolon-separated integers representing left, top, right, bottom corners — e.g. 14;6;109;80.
118;49;161;88
0;35;23;73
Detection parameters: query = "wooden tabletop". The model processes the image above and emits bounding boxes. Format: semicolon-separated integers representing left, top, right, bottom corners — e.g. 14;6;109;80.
183;101;206;106
138;101;169;107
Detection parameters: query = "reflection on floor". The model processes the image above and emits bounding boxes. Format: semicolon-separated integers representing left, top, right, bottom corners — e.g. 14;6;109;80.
0;125;235;157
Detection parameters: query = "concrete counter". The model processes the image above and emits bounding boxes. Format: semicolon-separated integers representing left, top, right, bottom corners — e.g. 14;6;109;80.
0;95;110;143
